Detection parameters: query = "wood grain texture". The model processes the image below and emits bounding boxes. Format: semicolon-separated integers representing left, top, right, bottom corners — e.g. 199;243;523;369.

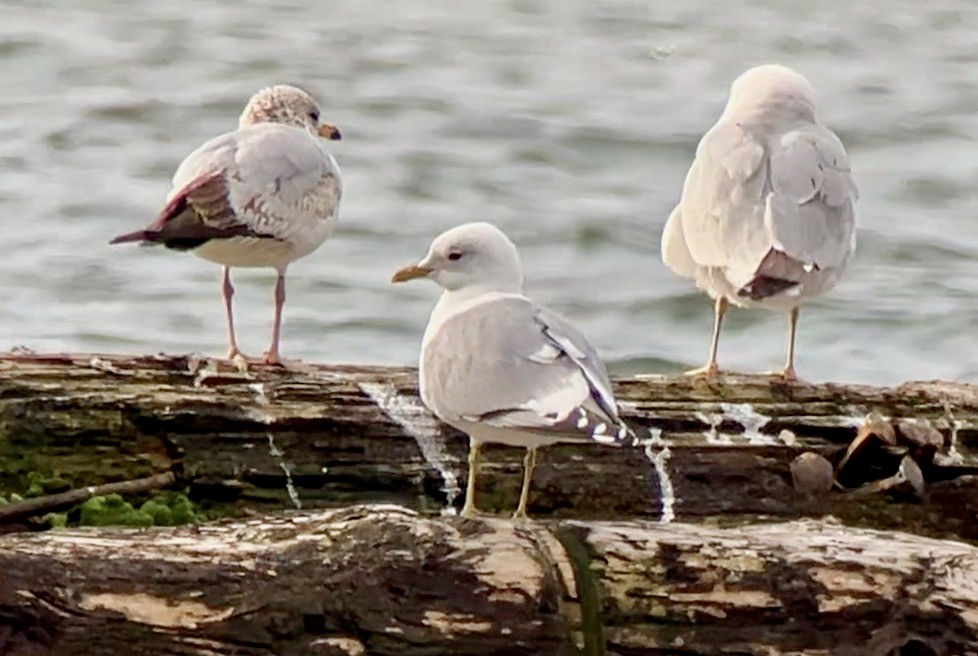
0;506;974;656
2;352;978;538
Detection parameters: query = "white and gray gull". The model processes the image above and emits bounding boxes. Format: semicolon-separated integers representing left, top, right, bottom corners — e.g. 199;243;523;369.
392;222;637;519
110;84;343;366
661;64;858;381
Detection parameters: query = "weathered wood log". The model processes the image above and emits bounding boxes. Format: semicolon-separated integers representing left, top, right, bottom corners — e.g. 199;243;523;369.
0;505;975;656
2;352;978;539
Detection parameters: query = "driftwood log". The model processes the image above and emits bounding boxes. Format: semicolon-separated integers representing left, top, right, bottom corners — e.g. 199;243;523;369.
2;352;978;539
1;505;975;656
4;352;978;655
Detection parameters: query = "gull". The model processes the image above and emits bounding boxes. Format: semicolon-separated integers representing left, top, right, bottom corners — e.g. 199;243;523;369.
392;222;637;519
661;64;858;381
110;85;343;365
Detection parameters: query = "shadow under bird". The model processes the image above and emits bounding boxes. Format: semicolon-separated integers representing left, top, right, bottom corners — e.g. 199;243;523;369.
392;222;637;519
109;84;343;366
661;64;858;381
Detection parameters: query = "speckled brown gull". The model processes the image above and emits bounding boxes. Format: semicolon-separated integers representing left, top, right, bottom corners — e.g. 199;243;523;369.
661;64;858;381
391;222;636;519
110;85;343;366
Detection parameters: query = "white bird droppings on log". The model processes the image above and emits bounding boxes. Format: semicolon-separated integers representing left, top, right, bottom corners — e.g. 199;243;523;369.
642;428;675;524
359;381;462;512
720;402;776;445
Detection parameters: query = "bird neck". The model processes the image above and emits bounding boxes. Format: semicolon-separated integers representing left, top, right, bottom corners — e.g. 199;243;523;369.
723;100;815;128
426;285;522;337
443;279;522;305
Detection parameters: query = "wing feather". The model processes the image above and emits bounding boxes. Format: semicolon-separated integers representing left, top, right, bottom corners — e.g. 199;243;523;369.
115;123;341;248
420;296;635;446
660;205;698;278
765;125;857;270
671;118;857;291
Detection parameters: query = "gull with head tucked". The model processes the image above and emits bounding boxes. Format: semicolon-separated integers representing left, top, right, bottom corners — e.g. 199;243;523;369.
661;64;858;381
110;84;343;366
392;222;637;519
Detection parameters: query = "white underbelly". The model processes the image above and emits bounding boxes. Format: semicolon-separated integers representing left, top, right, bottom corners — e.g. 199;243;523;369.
454;418;584;450
191;218;335;269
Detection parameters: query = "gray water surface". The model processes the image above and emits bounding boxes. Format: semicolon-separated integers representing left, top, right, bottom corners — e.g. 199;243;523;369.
2;0;978;385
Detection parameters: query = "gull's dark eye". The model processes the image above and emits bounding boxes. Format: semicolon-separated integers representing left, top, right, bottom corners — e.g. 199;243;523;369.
447;251;463;261
310;110;320;122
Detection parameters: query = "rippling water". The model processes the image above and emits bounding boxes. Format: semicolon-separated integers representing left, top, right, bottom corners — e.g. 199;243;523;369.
2;0;978;385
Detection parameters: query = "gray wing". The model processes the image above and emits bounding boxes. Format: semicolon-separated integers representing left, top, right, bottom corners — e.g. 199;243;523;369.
154;123;342;244
765;125;857;268
677;119;857;294
420;296;635;446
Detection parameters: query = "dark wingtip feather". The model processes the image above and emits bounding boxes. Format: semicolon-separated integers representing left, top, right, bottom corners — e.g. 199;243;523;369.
108;229;154;245
581;407;638;448
737;275;799;301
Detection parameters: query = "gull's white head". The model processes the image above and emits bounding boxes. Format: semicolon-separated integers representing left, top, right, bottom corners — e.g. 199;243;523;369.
391;222;524;293
239;84;342;141
722;64;816;122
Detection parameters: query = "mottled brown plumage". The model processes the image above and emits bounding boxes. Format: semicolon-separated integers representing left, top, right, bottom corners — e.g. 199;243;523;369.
110;85;344;366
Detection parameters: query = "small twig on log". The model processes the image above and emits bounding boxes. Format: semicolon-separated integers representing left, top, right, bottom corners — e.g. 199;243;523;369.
0;472;176;525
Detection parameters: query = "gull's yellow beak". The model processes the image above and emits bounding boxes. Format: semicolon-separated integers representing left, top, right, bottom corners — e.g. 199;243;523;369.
318;123;342;140
391;264;434;283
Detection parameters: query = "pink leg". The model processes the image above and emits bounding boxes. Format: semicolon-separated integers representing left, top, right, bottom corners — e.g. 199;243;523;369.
222;266;244;360
264;272;286;365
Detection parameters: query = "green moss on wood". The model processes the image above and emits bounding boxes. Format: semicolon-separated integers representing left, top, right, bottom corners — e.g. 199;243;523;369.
555;525;606;656
80;494;153;527
139;499;173;526
24;473;71;498
74;492;202;528
139;493;202;526
44;512;67;529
